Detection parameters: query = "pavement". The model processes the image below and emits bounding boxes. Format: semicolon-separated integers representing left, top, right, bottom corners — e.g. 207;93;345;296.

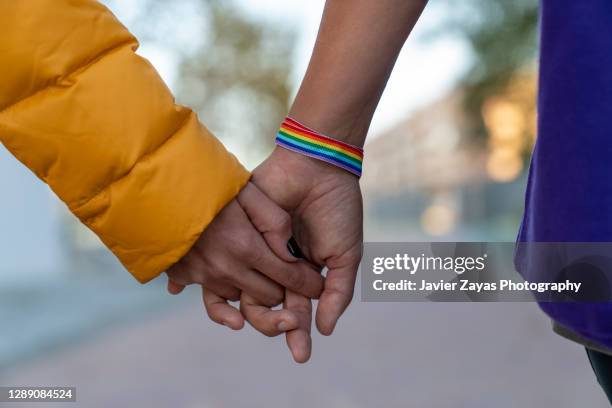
0;292;609;408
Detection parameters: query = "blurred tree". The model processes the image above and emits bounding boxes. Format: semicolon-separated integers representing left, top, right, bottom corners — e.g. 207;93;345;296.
426;0;539;183
130;0;296;165
435;0;539;141
177;1;295;162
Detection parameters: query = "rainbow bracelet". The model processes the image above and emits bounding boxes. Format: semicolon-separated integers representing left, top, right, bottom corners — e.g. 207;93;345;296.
276;117;364;177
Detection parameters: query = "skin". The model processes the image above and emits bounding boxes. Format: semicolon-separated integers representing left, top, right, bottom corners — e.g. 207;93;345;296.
244;0;429;362
166;182;324;330
250;148;363;362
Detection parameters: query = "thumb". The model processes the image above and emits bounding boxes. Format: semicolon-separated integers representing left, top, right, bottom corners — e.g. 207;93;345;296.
237;182;298;262
167;278;186;295
316;250;361;336
166;262;192;295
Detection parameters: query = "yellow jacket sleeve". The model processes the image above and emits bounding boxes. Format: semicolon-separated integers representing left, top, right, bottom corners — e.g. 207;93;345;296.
0;0;251;283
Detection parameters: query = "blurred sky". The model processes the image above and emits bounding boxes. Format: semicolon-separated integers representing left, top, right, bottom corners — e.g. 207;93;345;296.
110;0;473;138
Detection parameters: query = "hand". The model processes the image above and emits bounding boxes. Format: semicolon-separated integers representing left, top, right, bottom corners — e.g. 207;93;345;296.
166;181;324;330
246;146;363;360
240;289;313;363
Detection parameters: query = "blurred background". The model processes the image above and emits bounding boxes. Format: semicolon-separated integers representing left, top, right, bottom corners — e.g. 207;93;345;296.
0;0;608;406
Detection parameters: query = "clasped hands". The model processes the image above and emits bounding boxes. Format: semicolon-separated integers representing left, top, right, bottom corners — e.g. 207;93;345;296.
166;147;363;363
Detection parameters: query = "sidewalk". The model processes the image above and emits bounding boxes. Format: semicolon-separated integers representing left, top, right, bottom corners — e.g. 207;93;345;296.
0;292;607;408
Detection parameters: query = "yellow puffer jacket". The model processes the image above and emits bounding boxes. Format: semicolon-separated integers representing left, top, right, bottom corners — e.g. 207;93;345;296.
0;0;250;283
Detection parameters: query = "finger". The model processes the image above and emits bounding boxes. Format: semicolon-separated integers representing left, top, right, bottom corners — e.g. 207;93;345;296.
237;182;296;262
205;281;241;302
250;244;324;299
227;196;322;300
167;247;240;301
202;288;244;330
285;290;312;364
167;278;185;295
240;292;299;337
166;251;200;286
233;268;285;307
315;257;360;336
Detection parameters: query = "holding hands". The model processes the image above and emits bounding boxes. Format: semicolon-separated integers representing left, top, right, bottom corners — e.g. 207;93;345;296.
167;0;426;362
167;147;363;363
166;181;324;331
0;0;427;364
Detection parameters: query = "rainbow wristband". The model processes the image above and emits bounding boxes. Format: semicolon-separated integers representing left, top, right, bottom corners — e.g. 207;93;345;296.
276;117;364;177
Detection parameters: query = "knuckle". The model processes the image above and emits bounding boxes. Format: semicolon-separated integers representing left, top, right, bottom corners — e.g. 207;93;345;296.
231;234;258;260
286;269;306;290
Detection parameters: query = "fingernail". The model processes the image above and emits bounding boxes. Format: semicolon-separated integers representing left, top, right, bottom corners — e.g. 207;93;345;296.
287;237;304;259
277;321;288;331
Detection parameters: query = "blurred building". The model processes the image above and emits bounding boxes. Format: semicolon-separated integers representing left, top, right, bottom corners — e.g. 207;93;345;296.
362;90;528;239
363;91;486;195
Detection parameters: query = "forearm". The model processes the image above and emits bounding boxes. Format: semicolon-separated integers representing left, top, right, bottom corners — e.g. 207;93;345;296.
289;0;428;147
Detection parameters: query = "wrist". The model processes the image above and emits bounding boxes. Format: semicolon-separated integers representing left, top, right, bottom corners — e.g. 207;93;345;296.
270;146;349;182
287;106;371;148
253;146;357;209
276;117;364;178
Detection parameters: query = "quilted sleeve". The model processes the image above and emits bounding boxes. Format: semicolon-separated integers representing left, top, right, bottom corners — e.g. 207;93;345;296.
0;0;251;282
